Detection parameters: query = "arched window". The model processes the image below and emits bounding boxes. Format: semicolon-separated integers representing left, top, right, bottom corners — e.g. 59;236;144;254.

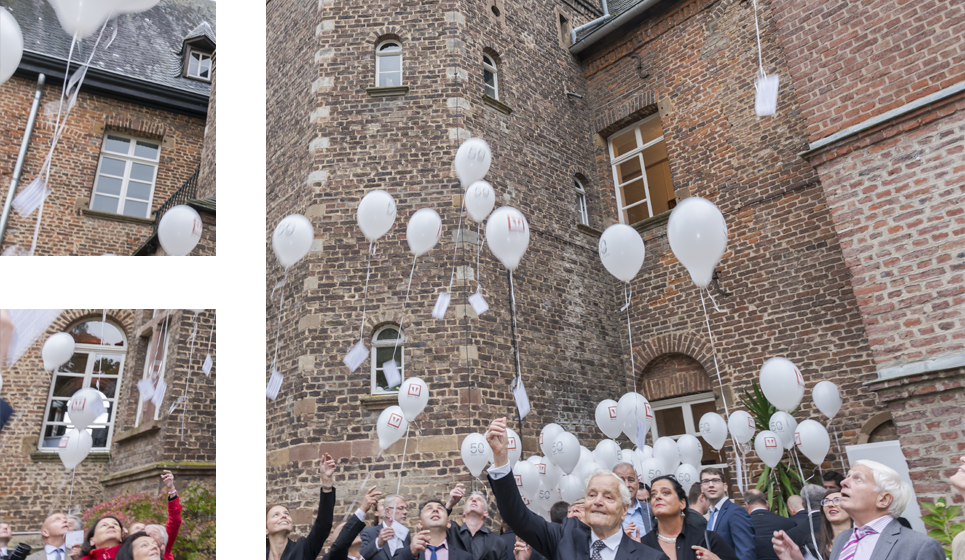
483;54;498;99
376;41;402;87
575;178;589;225
371;325;404;394
39;318;127;451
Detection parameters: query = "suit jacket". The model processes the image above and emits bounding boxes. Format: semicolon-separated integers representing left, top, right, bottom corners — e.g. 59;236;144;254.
684;509;707;533
748;509;796;560
487;472;668;560
448;522;511;560
707;500;756;560
392;540;473;560
500;530;544;560
323;515;368;560
828;519;945;560
361;523;412;560
266;487;336;560
785;512;822;555
788;510;807;527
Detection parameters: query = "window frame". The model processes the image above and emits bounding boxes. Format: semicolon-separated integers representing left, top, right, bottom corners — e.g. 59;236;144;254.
483;54;498;99
185;48;212;82
38;319;128;453
607;114;667;224
376;40;403;88
370;324;405;395
135;323;170;427
649;391;727;471
91;132;161;219
575;178;589;225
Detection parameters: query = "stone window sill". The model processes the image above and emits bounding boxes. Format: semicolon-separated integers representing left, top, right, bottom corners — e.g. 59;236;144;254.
360;393;398;411
482;94;512;115
630;209;671;233
577;223;602;238
81;205;155;226
366;86;409;98
113;422;161;444
31;451;110;463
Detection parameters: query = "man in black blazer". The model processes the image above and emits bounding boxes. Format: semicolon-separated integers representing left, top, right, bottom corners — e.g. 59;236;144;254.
786;496;806;527
362;494;412;560
441;484;512;560
785;485;825;555
325;487;382;560
484;418;668;560
743;490;795;560
393;500;472;560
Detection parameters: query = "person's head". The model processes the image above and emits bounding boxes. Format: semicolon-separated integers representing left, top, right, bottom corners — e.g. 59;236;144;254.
584;469;631;534
68;515;84;532
464;491;489;519
144;525;167;550
818;489;852;555
549;501;569;524
375;497;385;524
699;467;726;504
649;476;688;521
567;499;585;522
0;523;10;545
40;513;70;545
418;500;450;534
116;532;161;560
687;483;706;514
840;460;911;526
800;484;826;512
787;495;804;514
744;489;768;512
612;463;639;503
636;484;650;503
266;504;293;537
383;494;408;525
129;523;146;534
332;521;364;551
82;516;124;555
823;471;844;491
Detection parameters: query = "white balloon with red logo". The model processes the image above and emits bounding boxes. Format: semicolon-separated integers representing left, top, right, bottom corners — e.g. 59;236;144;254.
794;419;830;466
58;428;92;470
67;388;103;430
728;410;756;445
513;459;540;500
616;392;652;440
540;423;564;462
760;357;806;412
398;377;428;422
505;427;522;468
486;206;530;271
595;399;623;440
755;430;784;468
376;405;409;450
158;205;202;256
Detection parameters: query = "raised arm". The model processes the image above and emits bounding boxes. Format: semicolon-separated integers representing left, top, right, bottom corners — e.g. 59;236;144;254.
328;486;382;560
306;453;339;558
161;470;182;558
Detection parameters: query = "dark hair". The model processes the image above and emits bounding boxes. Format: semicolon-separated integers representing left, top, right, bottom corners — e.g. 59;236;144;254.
116;532;153;560
549;501;569;524
687;482;703;505
699;467;723;480
822;471;845;488
80;516;124;557
817;489;850;556
419;499;448;516
649;475;689;511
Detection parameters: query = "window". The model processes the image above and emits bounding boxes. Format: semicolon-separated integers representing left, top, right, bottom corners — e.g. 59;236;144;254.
135;319;169;427
575;178;589;225
91;133;161;219
376;41;402;87
607;115;675;224
483;54;498;99
371;325;404;394
39;319;127;452
186;49;212;81
650;392;726;469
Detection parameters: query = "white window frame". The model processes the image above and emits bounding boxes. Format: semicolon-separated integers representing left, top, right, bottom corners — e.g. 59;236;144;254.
92;132;161;219
370;325;404;395
575;178;589;225
186;48;212;81
38;320;127;452
135;324;170;427
376;41;403;87
650;392;726;470
607;114;665;224
483;54;498;99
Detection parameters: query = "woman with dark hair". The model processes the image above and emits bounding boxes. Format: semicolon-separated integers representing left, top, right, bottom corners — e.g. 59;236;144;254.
816;488;852;558
639;476;737;560
74;516;124;560
268;453;352;560
115;532;161;560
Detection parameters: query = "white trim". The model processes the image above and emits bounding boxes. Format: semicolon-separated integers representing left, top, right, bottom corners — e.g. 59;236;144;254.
575;178;589;225
376;40;403;88
370;324;405;395
186;49;212;81
650;392;716;440
92;132;161;219
606;115;665;224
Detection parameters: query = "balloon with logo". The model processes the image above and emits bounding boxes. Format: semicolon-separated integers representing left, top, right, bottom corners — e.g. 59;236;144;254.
466;181;496;223
667;197;728;288
674;463;699;494
595;399;623;439
357;190;397;242
550;432;580;474
676;434;703;467
794;419;830;466
653;437;680;475
599;224;646;282
639;457;662;486
593;439;621;470
513;460;540;500
754;430;784;468
454;137;492;187
760;357;805;413
536;482;555;511
0;8;24;85
768;411;798;450
406;208;442;256
58;428;93;469
42;332;76;372
812;381;842;419
272;214;314;269
461;433;492;476
527;455;542;465
699;412;727;450
68;388;103;430
540;423;563;462
728;410;756;445
616;392;652;439
538;455;562;489
486;207;530;271
158;205;202;256
398;378;428;422
505;427;522;468
376;405;409;450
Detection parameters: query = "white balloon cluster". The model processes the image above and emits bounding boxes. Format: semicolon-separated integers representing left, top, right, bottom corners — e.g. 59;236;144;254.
375;377;431;450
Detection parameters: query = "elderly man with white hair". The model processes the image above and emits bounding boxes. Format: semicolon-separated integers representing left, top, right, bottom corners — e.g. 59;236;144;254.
484;417;668;560
772;459;945;560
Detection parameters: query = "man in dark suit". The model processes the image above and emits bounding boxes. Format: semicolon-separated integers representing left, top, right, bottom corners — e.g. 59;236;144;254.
393;500;472;560
362;494;412;560
786;496;806;527
785;485;824;555
699;467;756;560
441;485;512;560
684;485;708;532
325;487;382;560
742;490;795;560
500;521;544;560
484;417;668;560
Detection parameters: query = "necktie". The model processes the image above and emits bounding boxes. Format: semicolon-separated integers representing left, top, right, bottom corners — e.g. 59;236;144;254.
708;508;717;531
590;540;607;560
53;548;64;560
428;544;444;560
838;525;878;560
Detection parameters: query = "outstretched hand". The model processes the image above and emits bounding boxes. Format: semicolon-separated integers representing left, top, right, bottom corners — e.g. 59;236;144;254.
161;470;176;493
320;453;337;487
513;538;532;560
950;456;965;495
447;483;466;509
624;522;640;542
410;530;431;556
362;485;382;512
486;417;508;467
772;530;804;560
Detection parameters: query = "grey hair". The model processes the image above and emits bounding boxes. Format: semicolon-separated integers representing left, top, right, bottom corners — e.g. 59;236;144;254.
467;490;488;512
383;494;404;510
853;459;912;517
146;524;168;546
612;461;638;477
800;484;826;511
585;469;632;507
67;515;83;531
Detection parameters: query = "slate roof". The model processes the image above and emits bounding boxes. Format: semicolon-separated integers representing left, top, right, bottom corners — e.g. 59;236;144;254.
575;0;649;42
2;0;216;96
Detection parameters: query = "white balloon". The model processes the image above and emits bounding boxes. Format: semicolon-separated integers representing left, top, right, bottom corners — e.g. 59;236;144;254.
537;455;562;489
667;197;728;287
48;0;119;39
599;224;646;282
536;482;555;511
550;432;580;474
57;428;92;470
42;332;75;372
406;208;442;257
67;388;102;430
0;8;24;85
506;427;522;468
376;405;409;450
513;460;540;500
466;181;496;223
760;357;806;412
616;393;652;439
158;256;191;296
486;206;530;271
699;413;728;451
460;433;492;477
812;381;842;419
272;214;314;269
539;423;563;462
88;254;127;299
676;434;703;467
653;437;680;475
454;137;492;187
593;439;621;470
794;419;830;466
560;472;585;502
595;399;623;440
115;0;161;14
397;378;428;422
674;463;699;494
218;216;245;253
755;430;784;468
768;411;798;450
639;445;654;460
181;259;221;313
728;411;756;445
639;457;663;486
357;190;397;242
527;455;542;465
0;373;3;395
158;205;202;256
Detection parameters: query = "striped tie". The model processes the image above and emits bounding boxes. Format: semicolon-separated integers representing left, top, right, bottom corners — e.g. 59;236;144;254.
838;525;877;560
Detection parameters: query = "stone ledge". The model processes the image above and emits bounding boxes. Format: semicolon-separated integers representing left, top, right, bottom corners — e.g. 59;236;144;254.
366;86;409;98
875;353;965;381
359;393;398;411
99;461;216;486
81;206;155;226
31;451;110;463
865;365;965;402
576;223;602;238
631;209;671;233
482;94;512;115
113;422;162;444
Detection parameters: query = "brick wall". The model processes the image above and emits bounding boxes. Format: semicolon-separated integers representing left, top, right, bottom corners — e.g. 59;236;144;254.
197;53;217;201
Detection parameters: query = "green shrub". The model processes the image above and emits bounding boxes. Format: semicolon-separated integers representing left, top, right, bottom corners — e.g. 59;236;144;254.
921;497;964;560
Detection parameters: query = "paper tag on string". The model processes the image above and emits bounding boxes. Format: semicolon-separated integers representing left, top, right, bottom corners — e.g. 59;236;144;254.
383;359;401;388
5;309;62;365
168;396;185;415
635;419;648;450
65;531;83;548
1;245;29;257
202;354;213;376
512;377;531;419
755;74;779;116
137;378;155;402
468;290;489;316
432;292;451;320
151;378;167;409
266;368;283;400
11;177;51;218
343;340;368;372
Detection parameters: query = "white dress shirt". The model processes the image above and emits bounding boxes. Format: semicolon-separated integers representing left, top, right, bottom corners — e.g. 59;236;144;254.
45;544;67;560
385;519;410;556
852;514;894;560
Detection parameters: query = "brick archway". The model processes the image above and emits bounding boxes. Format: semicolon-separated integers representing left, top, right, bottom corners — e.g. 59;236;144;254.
632;333;717;401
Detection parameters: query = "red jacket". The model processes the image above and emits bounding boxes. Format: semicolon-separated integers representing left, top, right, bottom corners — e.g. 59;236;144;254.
164;495;182;560
81;544;120;560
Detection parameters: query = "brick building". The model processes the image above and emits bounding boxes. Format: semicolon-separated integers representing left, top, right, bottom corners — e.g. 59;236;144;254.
266;0;963;538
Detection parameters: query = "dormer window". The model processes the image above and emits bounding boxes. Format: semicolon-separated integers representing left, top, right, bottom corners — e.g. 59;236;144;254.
187;49;212;81
180;21;216;83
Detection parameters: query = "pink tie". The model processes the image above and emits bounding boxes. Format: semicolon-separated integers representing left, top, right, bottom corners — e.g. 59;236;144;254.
838;525;877;560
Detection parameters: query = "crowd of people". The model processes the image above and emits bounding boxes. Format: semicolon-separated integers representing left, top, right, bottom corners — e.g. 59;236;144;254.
266;419;965;560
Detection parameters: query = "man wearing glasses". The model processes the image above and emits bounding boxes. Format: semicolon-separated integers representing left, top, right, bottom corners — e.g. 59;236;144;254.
361;495;411;560
699;468;756;560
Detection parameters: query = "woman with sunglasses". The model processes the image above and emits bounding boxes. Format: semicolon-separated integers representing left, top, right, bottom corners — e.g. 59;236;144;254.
816;489;852;558
640;475;738;560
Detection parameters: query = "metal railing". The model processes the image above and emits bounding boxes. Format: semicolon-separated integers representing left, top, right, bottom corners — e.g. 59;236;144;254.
153;166;199;235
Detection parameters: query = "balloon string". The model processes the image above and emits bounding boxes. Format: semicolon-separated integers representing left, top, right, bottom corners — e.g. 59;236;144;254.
99;310;107;345
358;242;374;340
270;268;289;373
68;467;76;510
47;470;72;517
705;287;726;313
447;187;468;293
181;315;198;440
829;418;848;472
699;287;730;418
390;255;418;363
625;283;635;392
751;0;766;79
343;449;384;520
476;222;484;292
397;426;410;495
509;271;522;383
791;447;823;560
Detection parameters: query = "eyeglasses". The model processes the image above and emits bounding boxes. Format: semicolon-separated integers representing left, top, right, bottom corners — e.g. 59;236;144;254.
700;478;723;486
821;498;842;507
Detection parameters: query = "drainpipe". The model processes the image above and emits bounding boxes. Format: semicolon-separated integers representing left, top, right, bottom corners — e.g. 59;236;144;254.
0;73;45;248
569;0;662;55
570;0;610;46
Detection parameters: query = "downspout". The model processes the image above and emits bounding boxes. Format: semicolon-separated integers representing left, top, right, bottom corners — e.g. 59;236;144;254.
0;73;45;248
570;0;610;46
569;0;662;55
